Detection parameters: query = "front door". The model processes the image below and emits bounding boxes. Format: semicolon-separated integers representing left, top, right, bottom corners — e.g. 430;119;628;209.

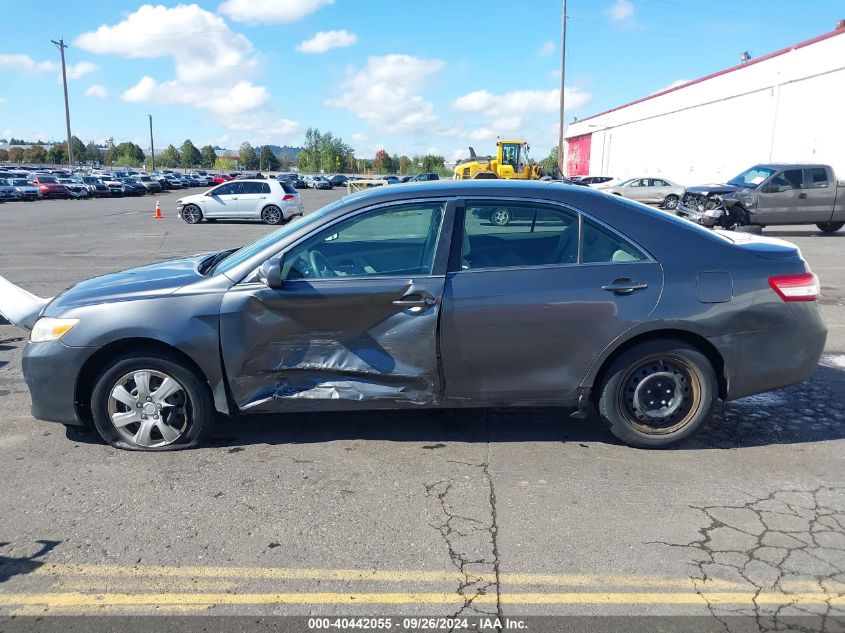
219;200;453;412
755;169;804;224
203;181;242;218
440;200;662;404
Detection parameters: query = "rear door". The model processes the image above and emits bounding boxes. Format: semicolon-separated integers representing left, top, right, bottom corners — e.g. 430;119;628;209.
625;179;650;202
237;181;270;218
219;199;454;412
440;199;662;404
802;167;837;223
203;181;242;218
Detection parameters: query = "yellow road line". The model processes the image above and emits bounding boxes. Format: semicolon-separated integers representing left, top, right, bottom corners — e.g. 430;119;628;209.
0;592;842;607
31;564;746;589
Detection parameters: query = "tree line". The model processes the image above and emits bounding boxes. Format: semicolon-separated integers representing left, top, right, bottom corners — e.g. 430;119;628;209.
1;128;455;176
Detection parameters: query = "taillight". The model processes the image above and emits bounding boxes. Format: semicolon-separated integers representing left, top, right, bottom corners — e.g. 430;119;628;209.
282;194;295;201
768;273;820;301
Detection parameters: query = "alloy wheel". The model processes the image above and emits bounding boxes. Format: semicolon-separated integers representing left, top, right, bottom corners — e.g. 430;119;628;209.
107;369;190;448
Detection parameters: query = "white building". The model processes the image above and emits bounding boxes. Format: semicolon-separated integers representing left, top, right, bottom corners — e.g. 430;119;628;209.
564;22;845;185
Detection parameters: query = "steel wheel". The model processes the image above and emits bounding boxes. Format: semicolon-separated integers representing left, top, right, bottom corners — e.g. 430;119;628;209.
261;205;283;225
182;204;202;224
490;208;512;226
107;369;190;448
618;356;701;435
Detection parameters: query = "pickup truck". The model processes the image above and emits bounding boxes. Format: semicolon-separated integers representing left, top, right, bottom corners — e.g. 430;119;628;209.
675;163;845;233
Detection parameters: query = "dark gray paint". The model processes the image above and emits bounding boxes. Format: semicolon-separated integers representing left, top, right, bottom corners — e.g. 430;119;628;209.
8;180;827;425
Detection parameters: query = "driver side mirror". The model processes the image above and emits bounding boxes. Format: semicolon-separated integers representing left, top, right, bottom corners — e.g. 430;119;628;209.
257;256;284;289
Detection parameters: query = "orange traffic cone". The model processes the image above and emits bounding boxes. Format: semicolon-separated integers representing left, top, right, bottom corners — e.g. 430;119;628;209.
154;199;163;219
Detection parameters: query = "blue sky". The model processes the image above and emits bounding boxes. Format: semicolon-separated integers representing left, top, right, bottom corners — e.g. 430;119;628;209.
1;0;842;160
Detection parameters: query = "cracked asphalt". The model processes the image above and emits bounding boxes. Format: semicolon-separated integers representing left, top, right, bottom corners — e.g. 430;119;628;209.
1;192;844;628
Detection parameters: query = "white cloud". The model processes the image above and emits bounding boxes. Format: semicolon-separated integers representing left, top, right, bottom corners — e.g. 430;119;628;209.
0;54;57;74
326;54;446;133
351;133;368;143
652;79;689;94
607;0;634;22
538;41;555;57
65;61;98;80
75;4;299;138
219;0;333;24
453;87;590;114
85;84;108;98
296;30;358;54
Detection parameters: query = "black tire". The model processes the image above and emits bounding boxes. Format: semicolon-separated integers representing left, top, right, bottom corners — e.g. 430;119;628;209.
719;207;749;231
597;339;717;448
181;203;203;224
817;222;844;233
489;208;512;226
90;351;215;451
663;195;679;210
261;205;283;225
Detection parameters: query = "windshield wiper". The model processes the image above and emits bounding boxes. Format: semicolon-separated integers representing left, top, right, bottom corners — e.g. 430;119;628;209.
200;249;238;276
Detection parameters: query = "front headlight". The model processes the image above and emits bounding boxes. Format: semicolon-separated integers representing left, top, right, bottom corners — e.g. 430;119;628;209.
30;317;79;343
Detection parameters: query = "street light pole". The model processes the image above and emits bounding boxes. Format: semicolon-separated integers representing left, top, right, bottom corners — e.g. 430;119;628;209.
148;114;155;171
557;0;567;176
51;38;74;170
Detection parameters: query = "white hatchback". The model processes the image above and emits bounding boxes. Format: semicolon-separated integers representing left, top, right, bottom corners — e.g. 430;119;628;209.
176;178;305;225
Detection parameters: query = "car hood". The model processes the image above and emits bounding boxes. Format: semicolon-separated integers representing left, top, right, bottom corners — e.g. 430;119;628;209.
684;184;745;195
45;254;209;315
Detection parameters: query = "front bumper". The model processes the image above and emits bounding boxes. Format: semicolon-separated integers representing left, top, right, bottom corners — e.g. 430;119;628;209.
22;340;97;425
676;203;719;227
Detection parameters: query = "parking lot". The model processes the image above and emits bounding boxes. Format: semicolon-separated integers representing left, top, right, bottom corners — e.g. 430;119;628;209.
1;191;844;625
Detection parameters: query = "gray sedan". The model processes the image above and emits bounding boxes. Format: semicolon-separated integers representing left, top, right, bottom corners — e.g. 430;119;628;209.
0;181;826;450
598;177;685;209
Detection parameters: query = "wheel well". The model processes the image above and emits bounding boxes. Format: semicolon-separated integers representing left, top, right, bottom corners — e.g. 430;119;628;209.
590;329;727;402
74;338;211;426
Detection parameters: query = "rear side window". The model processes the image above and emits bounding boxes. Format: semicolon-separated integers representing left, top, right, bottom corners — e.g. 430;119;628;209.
460;203;578;270
582;218;646;264
240;182;264;194
805;168;829;188
282;182;297;195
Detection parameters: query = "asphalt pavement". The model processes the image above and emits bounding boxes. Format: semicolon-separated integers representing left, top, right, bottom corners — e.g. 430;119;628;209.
0;190;844;628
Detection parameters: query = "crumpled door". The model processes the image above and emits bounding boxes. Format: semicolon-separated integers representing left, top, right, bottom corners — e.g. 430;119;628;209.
219;276;445;412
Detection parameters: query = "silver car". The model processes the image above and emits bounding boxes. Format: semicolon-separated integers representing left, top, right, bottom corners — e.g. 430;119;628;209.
2;178;41;200
599;177;685;210
176;178;304;225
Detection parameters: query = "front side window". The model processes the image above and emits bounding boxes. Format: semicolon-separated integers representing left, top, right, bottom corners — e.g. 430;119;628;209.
769;170;803;191
459;203;578;270
282;202;444;280
501;144;519;168
213;182;242;196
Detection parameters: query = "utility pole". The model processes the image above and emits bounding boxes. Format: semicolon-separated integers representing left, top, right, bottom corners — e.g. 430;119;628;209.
557;0;567;176
148;114;155;171
51;38;74;170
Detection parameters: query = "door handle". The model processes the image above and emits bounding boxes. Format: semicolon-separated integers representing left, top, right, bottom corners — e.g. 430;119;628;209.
798;193;807;199
602;279;648;295
392;294;437;308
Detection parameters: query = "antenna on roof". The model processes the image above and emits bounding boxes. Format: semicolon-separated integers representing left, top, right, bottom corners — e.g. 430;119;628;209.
739;51;751;63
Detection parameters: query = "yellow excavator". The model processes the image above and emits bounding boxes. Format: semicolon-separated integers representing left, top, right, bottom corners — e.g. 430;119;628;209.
453;140;554;180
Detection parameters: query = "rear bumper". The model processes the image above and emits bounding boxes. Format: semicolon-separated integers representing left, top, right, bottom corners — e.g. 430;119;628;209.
709;302;827;400
22;340;97;425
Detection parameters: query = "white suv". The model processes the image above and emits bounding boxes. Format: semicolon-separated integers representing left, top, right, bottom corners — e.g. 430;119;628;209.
176;179;305;225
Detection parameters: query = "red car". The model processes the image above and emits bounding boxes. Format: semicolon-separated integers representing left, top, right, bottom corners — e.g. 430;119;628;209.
212;173;236;185
32;176;70;199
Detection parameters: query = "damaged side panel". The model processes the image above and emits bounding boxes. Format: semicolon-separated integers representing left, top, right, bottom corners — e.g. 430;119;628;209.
219;277;445;412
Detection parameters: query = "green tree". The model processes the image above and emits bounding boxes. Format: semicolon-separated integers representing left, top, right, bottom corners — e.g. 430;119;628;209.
200;145;217;169
8;147;24;163
179;139;201;168
259;145;280;171
0;149;8;162
85;141;102;163
103;138;118;165
541;146;560;176
159;144;181;168
239;142;258;170
214;157;236;170
113;142;145;166
420;154;445;173
69;135;86;165
42;145;62;164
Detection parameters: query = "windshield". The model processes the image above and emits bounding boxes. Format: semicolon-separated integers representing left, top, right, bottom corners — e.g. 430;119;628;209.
214;197;349;275
39;177;57;184
12;179;28;186
727;166;776;188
